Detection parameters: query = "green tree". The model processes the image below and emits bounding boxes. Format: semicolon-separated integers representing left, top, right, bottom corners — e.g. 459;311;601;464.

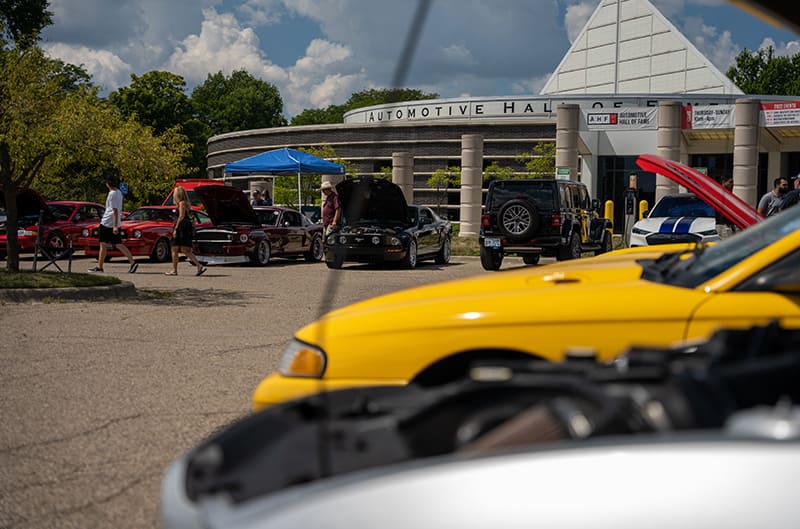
109;71;209;175
726;46;800;96
483;161;517;182
0;0;53;48
291;88;438;126
192;70;287;135
427;166;460;215
0;47;187;270
377;166;393;180
516;142;556;177
268;145;351;208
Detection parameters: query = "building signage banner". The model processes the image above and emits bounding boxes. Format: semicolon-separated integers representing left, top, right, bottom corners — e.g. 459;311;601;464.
682;105;735;129
584;107;658;130
761;101;800;127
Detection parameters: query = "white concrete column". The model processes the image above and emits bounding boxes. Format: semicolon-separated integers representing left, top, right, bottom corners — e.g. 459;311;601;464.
733;98;761;207
656;101;682;201
556;104;580;180
392;151;414;204
460;134;483;237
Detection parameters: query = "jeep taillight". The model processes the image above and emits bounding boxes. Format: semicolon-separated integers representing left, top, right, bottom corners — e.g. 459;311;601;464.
481;214;491;227
551;214;562;227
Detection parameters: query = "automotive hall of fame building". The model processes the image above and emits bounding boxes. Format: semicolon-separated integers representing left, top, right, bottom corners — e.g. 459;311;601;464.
208;0;800;235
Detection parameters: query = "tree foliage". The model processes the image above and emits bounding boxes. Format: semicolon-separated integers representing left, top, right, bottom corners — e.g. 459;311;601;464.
109;70;209;175
516;142;556;178
427;166;460;214
291;88;438;125
726;46;800;96
192;70;287;136
483;161;517;182
0;46;187;270
0;0;53;48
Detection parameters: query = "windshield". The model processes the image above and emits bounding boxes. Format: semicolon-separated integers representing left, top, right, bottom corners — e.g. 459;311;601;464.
488;181;555;210
255;209;280;226
48;204;74;220
650;196;715;218
127;208;176;222
662;206;800;288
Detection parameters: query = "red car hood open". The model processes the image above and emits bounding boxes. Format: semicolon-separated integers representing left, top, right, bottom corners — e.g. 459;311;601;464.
636;154;762;230
195;185;259;226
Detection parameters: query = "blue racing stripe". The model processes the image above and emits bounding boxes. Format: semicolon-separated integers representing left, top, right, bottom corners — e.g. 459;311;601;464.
659;217;679;232
674;217;694;233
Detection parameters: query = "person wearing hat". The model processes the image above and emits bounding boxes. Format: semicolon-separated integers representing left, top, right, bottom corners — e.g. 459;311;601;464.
251;189;268;206
88;173;138;273
321;180;341;236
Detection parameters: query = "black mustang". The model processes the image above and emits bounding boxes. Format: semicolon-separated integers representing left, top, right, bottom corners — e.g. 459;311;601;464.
324;178;452;269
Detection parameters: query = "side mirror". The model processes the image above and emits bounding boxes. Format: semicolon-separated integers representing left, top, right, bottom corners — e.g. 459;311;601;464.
591;198;600;211
642;210;649;218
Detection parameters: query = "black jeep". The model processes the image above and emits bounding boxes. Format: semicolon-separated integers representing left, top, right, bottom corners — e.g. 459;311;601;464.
479;179;612;271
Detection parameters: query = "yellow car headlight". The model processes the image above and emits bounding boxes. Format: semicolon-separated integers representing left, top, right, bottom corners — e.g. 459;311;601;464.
278;339;326;378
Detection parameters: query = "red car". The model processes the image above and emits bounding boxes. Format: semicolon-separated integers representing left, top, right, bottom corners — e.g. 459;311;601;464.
162;179;225;210
0;187;104;257
192;186;270;266
254;206;324;262
79;206;212;262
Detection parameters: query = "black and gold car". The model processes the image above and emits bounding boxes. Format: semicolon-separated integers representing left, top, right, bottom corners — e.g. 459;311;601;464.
324;178;452;269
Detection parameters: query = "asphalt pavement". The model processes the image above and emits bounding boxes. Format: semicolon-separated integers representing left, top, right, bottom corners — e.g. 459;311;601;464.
0;253;539;529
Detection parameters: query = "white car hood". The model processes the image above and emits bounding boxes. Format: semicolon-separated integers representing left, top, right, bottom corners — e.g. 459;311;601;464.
633;216;716;234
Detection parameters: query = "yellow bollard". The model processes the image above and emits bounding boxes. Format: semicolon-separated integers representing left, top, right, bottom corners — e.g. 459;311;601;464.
604;200;614;222
639;200;648;220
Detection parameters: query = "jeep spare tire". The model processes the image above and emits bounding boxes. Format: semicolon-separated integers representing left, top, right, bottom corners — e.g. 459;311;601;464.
498;199;539;239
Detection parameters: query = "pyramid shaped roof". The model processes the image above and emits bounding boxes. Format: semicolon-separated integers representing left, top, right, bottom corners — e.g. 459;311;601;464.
540;0;742;95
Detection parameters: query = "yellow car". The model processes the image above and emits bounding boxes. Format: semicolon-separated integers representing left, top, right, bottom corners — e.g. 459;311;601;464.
253;157;794;410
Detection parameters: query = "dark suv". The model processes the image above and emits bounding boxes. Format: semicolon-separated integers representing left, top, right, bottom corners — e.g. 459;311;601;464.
479;179;613;270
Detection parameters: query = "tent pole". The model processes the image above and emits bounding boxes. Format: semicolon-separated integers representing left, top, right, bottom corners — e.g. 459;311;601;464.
297;170;302;209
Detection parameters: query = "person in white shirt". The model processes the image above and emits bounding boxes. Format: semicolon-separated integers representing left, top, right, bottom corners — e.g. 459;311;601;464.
88;173;138;273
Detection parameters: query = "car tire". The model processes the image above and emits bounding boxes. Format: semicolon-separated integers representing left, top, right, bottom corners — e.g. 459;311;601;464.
150;237;171;262
305;235;324;262
557;232;581;261
595;231;613;255
480;245;503;271
434;237;451;265
497;199;539;239
45;231;68;258
402;239;418;269
251;239;271;266
522;254;540;265
326;251;345;269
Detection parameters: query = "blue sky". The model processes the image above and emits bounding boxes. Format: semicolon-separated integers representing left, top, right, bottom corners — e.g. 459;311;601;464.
40;0;799;119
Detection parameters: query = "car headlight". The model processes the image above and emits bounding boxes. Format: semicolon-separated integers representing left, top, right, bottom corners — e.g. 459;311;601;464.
326;234;337;245
389;236;401;245
631;227;649;235
239;233;249;243
132;229;142;238
698;229;718;236
81;228;89;237
371;236;381;245
278;339;326;378
18;229;36;237
338;235;347;244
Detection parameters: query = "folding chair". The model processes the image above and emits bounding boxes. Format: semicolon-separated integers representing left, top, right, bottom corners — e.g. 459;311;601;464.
32;211;74;273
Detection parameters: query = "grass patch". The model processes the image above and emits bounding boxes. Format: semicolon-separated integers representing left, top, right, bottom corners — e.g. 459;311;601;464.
0;269;121;289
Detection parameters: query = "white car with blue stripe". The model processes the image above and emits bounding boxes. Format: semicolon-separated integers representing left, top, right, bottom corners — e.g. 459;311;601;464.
630;194;720;246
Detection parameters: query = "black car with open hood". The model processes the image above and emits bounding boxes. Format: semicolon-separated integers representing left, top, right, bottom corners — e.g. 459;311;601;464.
323;178;452;269
192;186;270;266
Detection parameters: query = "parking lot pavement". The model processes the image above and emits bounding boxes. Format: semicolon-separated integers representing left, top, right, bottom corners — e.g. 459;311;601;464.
3;253;542;529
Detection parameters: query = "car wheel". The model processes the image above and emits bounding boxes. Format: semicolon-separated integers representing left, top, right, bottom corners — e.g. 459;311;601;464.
479;245;503;271
305;235;324;262
150;237;171;262
251;239;271;266
595;231;613;255
45;231;68;258
434;237;451;264
326;251;345;269
522;254;540;265
402;239;418;269
497;199;539;239
557;232;581;261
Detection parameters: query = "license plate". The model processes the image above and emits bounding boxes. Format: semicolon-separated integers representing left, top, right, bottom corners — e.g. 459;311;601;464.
484;237;501;249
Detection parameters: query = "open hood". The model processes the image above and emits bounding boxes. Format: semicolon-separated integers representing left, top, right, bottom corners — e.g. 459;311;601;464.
336;178;411;225
0;187;53;222
194;186;259;226
636;154;762;230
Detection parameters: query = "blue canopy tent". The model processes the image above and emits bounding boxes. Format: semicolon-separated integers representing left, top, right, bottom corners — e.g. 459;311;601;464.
224;147;345;208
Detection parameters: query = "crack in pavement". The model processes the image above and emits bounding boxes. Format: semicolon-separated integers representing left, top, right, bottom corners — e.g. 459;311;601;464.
0;414;144;454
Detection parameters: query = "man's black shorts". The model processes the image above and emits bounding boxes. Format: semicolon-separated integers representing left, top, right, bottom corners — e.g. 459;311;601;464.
98;225;122;245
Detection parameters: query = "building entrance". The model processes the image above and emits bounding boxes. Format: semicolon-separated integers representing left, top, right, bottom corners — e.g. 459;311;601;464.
597;156;656;233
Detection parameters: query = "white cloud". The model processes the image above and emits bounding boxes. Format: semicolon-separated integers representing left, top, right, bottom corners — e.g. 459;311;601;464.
682;16;740;70
165;8;287;85
42;43;132;92
237;0;284;26
512;72;554;95
758;37;800;57
564;2;595;44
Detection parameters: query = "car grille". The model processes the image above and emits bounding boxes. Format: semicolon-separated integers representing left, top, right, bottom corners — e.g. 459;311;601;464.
339;234;381;246
195;229;234;254
646;233;701;245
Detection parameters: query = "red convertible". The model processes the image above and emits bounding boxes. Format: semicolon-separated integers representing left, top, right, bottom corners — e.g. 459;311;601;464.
0;187;104;257
254;206;324;263
79;206;212;262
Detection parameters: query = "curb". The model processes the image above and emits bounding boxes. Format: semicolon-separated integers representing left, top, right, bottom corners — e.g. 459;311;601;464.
0;281;137;303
